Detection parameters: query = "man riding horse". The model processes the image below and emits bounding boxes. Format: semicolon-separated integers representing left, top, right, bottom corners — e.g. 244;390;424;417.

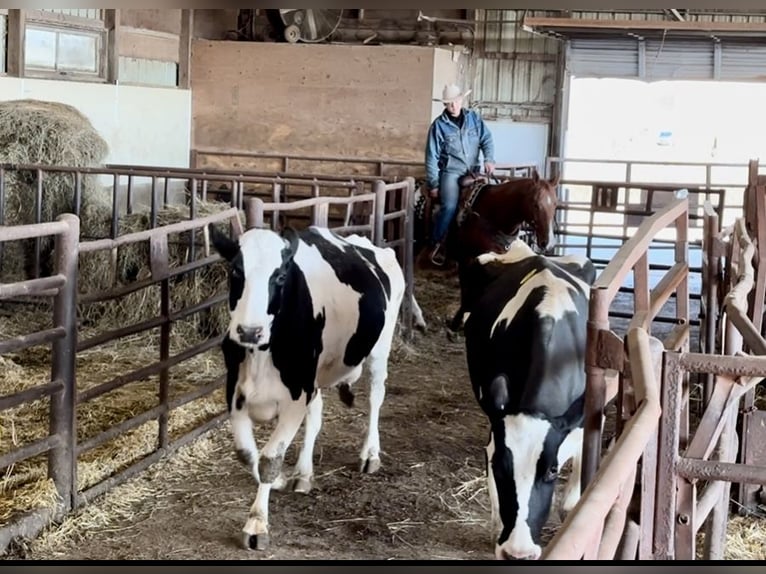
424;83;496;267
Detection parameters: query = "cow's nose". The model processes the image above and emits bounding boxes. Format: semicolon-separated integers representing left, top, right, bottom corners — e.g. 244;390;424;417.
237;325;263;344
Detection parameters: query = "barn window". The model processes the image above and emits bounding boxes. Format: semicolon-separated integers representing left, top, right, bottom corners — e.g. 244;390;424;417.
23;9;106;80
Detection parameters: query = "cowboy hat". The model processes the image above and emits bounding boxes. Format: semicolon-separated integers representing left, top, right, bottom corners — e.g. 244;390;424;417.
442;83;471;103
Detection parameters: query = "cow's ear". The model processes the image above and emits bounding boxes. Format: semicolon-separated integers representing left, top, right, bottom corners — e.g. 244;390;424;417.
280;226;300;260
209;224;239;262
488;374;510;412
553;391;585;433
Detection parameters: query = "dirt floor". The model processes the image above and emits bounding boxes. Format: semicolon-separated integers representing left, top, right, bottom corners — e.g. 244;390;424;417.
5;267;510;560
4;265;765;561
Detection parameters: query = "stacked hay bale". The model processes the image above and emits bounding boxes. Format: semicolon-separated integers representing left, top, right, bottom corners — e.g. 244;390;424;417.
0;99;112;280
77;200;240;344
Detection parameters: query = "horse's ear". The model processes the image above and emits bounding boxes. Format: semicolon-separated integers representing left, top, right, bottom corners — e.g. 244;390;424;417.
531;168;540;183
550;172;560;187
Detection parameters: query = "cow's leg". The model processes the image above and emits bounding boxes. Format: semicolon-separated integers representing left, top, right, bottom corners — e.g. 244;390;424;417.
242;397;308;550
230;390;259;480
411;294;427;331
359;340;392;474
557;426;584;515
291;390;324;493
485;432;501;539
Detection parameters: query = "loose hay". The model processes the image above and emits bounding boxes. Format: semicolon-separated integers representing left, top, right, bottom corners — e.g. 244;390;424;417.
78;199;238;342
724;514;766;560
0;99;112;281
1;308;227;527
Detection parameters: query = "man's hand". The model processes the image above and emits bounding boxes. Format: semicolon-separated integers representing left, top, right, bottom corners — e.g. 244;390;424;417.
484;162;496;176
429;187;439;199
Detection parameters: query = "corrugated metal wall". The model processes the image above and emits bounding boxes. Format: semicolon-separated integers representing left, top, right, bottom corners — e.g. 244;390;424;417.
471;9;562;123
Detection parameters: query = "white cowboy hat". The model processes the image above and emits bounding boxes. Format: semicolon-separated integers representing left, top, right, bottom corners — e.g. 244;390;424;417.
442;83;471;103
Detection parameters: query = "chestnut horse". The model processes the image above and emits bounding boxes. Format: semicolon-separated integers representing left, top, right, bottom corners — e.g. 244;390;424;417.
444;169;561;334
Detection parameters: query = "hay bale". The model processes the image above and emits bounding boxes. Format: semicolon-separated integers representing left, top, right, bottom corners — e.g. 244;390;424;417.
78;199;240;343
0;99;111;280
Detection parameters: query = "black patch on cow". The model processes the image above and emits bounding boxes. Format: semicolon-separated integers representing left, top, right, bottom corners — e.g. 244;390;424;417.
491;417;571;548
259;454;284;483
338;382;355;407
301;229;388;367
464;255;590;420
235;392;245;411
227;250;246;311
267;249;326;403
209;224;247;311
236;448;253;468
221;334;246;412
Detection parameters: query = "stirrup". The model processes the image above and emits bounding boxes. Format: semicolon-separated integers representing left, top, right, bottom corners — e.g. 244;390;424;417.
430;245;446;266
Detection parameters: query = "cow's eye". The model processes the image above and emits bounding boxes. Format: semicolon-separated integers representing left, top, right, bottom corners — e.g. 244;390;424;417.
543;465;558;483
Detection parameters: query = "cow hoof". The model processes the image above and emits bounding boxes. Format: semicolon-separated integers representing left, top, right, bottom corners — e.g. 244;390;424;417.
243;532;270;551
270;472;288;491
446;329;461;343
291;477;312;493
361;457;381;474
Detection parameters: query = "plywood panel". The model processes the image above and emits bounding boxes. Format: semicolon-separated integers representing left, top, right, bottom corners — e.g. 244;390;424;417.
119;27;179;62
191;41;436;161
120;9;181;35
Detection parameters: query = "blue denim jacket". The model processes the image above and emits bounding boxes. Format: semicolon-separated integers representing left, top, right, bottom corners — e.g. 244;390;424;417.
424;108;495;189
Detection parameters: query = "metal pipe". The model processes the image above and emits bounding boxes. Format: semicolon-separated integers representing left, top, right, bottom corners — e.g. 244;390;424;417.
49;213;79;514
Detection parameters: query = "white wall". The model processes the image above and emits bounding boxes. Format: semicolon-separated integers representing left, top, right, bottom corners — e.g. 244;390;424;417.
0;77;191;167
485;119;549;172
0;77;192;211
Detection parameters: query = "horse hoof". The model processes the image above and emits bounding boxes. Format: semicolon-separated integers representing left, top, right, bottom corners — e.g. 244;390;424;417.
361;458;381;474
243;532;270;551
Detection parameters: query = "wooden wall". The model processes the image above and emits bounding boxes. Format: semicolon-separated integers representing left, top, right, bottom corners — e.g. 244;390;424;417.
191;41;443;165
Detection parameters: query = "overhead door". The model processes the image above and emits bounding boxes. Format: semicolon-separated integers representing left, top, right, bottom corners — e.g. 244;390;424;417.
569;37;766;81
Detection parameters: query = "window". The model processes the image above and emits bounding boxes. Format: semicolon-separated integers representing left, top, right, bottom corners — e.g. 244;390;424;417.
21;10;107;80
25;24;103;76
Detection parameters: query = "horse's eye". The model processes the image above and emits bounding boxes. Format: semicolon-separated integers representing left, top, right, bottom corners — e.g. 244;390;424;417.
544;465;558;483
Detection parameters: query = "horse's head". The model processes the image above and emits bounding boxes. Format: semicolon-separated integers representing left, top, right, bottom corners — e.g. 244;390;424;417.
524;170;559;253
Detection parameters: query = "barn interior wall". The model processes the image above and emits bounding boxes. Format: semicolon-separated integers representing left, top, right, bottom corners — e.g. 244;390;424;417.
190;41;458;164
193;10;238;40
0;76;191;210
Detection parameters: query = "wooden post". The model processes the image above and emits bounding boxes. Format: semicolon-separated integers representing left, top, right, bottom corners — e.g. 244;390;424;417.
7;10;26;77
179;9;193;89
104;10;120;83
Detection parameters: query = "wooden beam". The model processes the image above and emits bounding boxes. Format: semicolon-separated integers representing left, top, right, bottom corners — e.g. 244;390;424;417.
669;9;686;22
119;27;179;62
105;9;120;83
7;10;25;77
524;15;766;33
179;9;193;89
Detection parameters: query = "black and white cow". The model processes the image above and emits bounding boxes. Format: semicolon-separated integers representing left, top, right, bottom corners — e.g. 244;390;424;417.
460;239;597;560
210;223;407;550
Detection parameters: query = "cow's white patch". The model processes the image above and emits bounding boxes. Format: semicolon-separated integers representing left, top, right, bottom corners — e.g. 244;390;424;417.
231;230;290;345
490;268;577;336
477;239;535;266
497;413;551;560
557;427;583;513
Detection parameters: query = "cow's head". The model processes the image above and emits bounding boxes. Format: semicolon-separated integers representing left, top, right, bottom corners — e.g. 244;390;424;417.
484;376;583;560
210;224;300;350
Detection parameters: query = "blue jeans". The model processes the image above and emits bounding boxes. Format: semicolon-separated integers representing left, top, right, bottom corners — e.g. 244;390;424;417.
430;171;462;246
